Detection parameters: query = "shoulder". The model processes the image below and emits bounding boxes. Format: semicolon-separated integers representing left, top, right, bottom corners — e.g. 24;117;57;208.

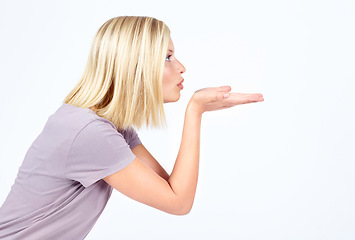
67;119;132;164
76;119;125;144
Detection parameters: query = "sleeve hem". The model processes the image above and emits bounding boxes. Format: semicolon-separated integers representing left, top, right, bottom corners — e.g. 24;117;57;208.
81;154;136;188
129;140;142;150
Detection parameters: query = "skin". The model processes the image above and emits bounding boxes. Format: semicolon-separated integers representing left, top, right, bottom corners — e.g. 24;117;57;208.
89;36;185;114
102;35;264;215
162;37;186;103
90;36;264;121
161;36;264;112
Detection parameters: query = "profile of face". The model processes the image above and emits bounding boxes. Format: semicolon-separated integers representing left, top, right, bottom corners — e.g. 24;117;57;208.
162;37;186;103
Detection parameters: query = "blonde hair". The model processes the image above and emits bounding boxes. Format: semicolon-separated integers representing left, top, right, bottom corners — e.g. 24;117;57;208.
63;16;170;131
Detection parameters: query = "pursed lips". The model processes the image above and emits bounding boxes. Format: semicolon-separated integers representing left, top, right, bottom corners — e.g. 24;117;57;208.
177;79;184;85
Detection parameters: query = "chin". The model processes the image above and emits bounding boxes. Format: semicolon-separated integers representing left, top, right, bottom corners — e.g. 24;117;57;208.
163;93;180;103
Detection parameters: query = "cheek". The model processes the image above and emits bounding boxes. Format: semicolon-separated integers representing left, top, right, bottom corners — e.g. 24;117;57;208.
162;65;172;84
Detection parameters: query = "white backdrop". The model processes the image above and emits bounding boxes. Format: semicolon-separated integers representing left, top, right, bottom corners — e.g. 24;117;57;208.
0;0;354;239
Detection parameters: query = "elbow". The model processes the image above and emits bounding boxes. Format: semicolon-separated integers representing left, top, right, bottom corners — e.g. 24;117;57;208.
167;188;195;215
179;207;192;216
173;201;193;216
173;208;191;216
173;209;189;216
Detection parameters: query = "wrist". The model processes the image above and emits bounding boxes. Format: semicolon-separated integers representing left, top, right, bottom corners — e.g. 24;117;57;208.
186;100;203;117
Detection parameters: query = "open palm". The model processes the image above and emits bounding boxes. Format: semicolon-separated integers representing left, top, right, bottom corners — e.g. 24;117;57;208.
189;86;264;114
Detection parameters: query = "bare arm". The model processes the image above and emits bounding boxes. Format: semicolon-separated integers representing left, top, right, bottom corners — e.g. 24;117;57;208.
131;143;170;182
103;104;201;215
167;103;202;214
103;86;263;215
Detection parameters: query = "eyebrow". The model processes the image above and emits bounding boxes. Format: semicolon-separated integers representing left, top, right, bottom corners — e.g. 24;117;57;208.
167;49;175;53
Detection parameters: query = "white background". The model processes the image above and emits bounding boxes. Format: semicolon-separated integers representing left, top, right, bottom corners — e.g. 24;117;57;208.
1;0;354;239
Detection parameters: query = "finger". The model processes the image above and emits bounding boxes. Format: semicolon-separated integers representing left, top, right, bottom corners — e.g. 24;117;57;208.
223;92;230;99
249;95;264;102
218;86;232;92
232;92;263;97
247;94;264;102
233;93;264;100
227;93;264;103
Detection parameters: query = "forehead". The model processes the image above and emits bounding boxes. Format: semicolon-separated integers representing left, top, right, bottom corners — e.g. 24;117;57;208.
167;37;174;51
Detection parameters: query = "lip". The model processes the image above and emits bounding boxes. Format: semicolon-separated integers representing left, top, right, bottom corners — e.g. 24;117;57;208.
177;79;184;85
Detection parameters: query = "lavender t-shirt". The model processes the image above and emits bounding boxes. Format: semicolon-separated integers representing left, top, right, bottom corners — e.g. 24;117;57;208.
0;103;142;239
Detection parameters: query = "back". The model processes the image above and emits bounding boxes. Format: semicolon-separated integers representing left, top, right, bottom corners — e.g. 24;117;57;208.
0;103;142;239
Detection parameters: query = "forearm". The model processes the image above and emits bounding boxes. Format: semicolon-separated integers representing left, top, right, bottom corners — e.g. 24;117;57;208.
131;143;170;182
168;103;202;213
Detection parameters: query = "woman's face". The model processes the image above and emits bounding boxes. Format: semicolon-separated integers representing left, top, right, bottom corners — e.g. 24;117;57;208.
162;37;186;103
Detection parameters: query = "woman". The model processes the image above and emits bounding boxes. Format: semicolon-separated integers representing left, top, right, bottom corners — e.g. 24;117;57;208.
0;16;264;239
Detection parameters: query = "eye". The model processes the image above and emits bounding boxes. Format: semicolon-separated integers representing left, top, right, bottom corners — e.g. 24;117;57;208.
165;54;172;62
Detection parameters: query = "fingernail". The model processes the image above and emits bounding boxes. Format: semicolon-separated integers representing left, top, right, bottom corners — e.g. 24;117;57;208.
223;93;230;98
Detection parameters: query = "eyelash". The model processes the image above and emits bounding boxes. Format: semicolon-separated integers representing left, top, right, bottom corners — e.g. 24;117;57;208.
166;54;172;62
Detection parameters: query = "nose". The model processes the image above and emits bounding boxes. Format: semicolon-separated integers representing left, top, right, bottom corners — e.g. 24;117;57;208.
178;60;186;74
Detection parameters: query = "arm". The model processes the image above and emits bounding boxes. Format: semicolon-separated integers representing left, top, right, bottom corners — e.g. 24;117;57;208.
103;86;263;215
167;104;202;213
131;143;170;182
103;103;202;215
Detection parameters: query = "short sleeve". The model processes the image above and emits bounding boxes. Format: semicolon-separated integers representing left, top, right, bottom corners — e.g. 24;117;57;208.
118;127;142;150
66;120;136;188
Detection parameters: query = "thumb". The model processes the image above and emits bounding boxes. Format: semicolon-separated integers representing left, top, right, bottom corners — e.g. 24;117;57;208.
220;86;231;98
219;85;232;92
223;92;230;99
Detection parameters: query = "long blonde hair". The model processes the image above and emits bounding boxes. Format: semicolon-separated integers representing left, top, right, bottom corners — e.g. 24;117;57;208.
63;16;170;131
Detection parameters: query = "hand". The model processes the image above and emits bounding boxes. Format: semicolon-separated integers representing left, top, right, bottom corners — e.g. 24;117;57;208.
187;86;264;115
